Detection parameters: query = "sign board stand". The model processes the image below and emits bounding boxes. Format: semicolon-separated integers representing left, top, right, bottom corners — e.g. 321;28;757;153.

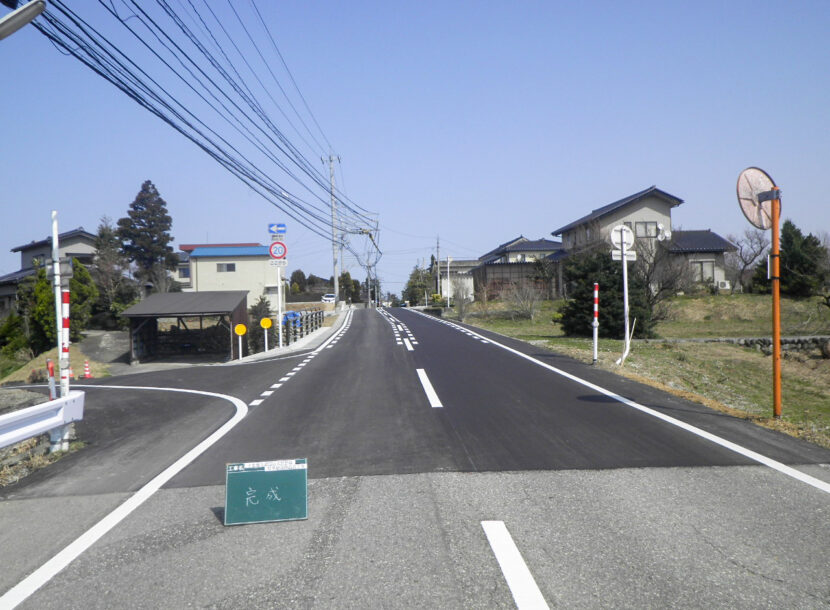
224;459;308;525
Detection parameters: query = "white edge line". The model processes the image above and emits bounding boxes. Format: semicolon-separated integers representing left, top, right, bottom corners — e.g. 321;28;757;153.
416;369;443;408
482;521;549;609
403;338;414;351
411;309;830;495
1;385;248;609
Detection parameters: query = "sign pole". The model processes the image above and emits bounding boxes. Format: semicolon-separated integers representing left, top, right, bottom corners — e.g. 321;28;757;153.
592;282;599;364
771;188;782;418
620;228;631;364
277;266;283;348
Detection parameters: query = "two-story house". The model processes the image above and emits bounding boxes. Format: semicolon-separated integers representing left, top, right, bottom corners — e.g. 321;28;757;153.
183;244;284;312
552;186;736;291
0;227;97;318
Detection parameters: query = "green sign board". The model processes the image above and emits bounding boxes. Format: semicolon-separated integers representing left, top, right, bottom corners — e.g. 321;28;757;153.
224;458;308;526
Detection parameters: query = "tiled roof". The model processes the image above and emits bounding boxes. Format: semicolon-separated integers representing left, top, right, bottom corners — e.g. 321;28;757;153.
189;246;270;257
551;186;683;236
502;238;562;253
11;227;96;252
667;230;736;253
479;236;526;261
0;268;36;286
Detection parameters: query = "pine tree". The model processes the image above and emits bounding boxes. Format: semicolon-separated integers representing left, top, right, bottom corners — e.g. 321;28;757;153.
560;248;653;338
247;295;275;353
93;216;135;319
117;180;176;287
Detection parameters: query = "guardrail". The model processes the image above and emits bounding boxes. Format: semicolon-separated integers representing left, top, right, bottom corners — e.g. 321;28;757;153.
0;391;85;453
281;309;325;345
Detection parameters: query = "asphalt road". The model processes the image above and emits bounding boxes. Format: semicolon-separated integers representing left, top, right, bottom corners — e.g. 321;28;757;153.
1;308;828;608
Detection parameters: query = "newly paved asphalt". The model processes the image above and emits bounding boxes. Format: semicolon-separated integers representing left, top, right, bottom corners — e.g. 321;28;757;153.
1;308;828;608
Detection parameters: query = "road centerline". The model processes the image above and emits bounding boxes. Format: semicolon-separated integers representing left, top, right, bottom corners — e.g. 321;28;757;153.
482;521;549;609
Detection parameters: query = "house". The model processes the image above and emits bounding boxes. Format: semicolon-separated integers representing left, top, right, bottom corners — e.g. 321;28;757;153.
552;186;681;251
430;258;478;302
551;186;735;291
183;244;284;313
0;227;97;318
471;236;564;298
176;243;260;291
666;230;737;290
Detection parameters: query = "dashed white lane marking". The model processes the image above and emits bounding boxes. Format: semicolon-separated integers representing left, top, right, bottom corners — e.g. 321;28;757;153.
482;521;549;609
250;399;264;406
411;309;830;495
271;384;282;389
0;386;248;609
261;391;273;397
279;377;289;382
403;338;414;351
416;368;443;408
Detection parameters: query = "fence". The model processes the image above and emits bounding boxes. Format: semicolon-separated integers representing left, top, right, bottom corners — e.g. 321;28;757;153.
281;309;325;345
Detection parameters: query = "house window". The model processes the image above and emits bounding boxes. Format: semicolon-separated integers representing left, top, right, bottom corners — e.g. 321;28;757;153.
217;263;236;272
692;261;715;283
179;267;190;279
635;222;658;238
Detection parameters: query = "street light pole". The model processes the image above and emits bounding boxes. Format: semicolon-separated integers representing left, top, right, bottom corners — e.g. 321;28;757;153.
0;0;45;40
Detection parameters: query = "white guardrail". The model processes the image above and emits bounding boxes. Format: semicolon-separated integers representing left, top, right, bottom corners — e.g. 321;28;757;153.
0;391;84;452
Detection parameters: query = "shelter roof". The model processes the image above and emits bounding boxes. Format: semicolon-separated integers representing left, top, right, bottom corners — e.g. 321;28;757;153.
121;291;248;317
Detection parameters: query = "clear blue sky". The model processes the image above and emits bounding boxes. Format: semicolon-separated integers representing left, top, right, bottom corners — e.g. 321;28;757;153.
2;1;829;293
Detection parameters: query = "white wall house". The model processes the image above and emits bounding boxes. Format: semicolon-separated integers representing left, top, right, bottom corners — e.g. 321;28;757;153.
186;245;285;312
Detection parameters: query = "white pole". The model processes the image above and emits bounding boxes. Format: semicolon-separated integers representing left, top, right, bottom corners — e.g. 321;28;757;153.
617;227;632;365
447;257;452;307
51;212;70;397
264;324;269;352
592;282;599;364
277;266;284;348
238;334;242;361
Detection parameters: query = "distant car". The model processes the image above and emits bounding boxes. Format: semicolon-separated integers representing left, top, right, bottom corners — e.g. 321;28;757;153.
321;294;336;303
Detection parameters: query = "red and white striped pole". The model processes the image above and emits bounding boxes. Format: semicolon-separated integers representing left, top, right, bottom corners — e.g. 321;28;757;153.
60;288;71;396
592;282;599;364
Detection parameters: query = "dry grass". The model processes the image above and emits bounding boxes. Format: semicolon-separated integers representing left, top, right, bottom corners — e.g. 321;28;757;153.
0;344;108;386
462;294;830;449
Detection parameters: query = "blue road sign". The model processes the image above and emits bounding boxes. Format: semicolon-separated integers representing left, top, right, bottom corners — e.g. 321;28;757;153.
268;223;287;234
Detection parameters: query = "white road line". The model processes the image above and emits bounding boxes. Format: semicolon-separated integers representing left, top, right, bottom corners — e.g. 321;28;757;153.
397;324;403;331
482;521;549;610
0;386;248;609
286;372;295;377
411;310;830;495
403;338;414;351
270;384;282;389
261;391;273;397
249;399;264;406
416;369;443;408
279;377;289;382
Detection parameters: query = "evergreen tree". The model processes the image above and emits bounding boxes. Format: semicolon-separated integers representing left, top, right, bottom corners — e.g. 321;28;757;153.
290;269;307;292
117;180;176;286
68;258;98;341
247;295;275;353
402;265;433;306
93;216;135;323
560;249;653;338
780;220;828;297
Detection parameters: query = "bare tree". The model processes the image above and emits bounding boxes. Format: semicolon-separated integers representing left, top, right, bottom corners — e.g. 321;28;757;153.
452;278;472;322
532;258;557;300
505;281;543;320
475;280;492;315
632;239;694;321
725;228;769;293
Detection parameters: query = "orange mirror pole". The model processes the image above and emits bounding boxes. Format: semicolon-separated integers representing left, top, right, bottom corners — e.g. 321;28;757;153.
771;187;782;418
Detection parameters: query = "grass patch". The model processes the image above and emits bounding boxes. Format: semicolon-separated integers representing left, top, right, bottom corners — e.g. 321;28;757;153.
0;438;86;488
0;344;109;386
456;295;830;449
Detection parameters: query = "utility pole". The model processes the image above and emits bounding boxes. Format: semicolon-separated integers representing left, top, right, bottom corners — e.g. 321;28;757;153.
436;236;441;298
325;155;339;306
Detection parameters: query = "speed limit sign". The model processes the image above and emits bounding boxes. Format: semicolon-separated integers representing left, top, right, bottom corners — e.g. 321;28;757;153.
269;241;287;259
